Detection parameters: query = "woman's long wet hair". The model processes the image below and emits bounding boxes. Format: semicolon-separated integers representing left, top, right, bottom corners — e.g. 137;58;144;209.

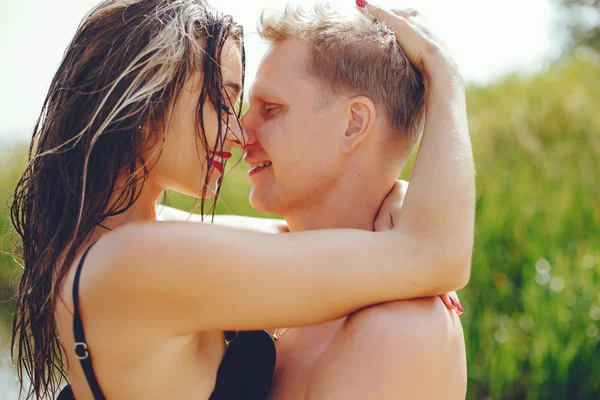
10;1;245;397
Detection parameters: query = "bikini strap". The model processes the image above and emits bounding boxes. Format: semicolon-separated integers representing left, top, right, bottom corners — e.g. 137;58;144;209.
225;331;237;344
72;242;107;400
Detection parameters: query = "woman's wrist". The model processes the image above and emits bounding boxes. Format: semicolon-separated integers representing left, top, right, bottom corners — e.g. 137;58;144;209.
422;51;464;91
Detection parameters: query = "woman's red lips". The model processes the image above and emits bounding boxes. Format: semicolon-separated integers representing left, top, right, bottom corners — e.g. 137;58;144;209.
212;161;224;174
207;155;226;174
212;151;232;159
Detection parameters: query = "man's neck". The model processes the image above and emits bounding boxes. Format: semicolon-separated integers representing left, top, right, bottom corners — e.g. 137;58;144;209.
284;170;393;233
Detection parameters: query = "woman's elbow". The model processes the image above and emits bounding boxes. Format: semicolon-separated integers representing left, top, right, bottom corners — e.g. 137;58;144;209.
429;238;473;293
448;256;471;291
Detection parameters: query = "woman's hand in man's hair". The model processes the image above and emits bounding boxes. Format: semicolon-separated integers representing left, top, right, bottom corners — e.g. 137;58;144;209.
360;3;462;83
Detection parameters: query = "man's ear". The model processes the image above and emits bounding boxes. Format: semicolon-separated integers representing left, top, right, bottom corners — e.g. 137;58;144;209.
341;96;376;154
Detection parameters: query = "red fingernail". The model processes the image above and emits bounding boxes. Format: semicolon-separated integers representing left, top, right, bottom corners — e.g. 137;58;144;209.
356;0;368;8
457;302;464;313
450;297;457;307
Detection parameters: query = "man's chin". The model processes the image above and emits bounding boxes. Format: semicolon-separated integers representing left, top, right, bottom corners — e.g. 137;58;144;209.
249;190;279;214
248;193;268;213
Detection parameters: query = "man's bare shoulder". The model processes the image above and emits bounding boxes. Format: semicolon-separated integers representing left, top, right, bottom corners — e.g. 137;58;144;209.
306;298;467;399
338;297;466;375
344;297;457;340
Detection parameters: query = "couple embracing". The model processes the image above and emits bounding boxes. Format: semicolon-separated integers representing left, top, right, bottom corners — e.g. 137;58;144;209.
11;0;474;399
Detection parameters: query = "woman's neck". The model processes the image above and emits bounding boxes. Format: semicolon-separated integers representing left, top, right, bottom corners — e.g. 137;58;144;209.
97;176;163;232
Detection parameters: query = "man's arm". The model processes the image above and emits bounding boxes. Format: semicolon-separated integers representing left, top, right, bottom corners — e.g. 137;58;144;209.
306;298;467;399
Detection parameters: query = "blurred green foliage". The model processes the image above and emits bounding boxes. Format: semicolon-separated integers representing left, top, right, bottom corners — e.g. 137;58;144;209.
460;53;600;399
0;144;27;328
555;0;600;52
1;54;599;398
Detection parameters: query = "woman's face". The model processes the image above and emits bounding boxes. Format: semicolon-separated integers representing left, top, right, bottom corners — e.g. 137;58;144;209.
152;36;243;198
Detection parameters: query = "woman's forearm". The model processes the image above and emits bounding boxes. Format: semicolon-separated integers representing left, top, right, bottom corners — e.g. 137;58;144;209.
96;221;454;333
359;6;475;295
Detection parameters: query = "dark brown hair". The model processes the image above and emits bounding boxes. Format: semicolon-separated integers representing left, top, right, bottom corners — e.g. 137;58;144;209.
10;0;245;398
259;4;425;147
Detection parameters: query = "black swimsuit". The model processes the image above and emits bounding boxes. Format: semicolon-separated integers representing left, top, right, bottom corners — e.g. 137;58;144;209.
57;243;276;400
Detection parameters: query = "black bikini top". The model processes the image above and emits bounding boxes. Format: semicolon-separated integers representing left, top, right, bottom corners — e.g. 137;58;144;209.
57;243;276;400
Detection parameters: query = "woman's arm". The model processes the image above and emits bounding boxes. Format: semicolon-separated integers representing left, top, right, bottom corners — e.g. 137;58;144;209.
158;184;463;316
88;219;451;334
368;6;475;286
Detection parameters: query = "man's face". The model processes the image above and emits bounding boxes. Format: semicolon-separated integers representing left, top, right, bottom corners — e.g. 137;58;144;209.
242;39;348;215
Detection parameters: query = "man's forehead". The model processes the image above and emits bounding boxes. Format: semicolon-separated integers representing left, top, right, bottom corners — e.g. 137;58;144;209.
250;39;313;97
266;39;311;73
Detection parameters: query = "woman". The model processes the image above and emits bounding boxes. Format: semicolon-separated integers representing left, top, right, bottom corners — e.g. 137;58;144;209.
10;0;474;399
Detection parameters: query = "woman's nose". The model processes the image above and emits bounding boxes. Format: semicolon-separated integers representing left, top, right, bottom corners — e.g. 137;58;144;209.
225;119;244;149
226;115;256;149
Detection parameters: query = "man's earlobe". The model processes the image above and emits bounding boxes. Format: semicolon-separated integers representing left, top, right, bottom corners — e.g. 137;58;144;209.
342;97;375;153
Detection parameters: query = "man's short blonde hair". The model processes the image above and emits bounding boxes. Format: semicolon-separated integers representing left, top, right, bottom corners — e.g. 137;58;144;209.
259;4;425;146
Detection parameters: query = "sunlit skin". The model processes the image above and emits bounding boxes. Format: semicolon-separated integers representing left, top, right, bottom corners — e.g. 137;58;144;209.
55;38;244;400
240;38;467;400
242;38;399;231
155;41;243;199
47;4;474;399
73;38;243;229
50;27;469;397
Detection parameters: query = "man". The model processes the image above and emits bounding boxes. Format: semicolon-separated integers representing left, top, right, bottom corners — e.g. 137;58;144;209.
235;3;471;399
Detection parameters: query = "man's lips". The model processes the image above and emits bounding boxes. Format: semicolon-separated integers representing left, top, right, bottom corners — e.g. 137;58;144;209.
245;158;272;177
244;152;272;175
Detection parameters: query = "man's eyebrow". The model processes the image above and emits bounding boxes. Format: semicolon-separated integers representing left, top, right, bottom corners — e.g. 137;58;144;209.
224;81;242;99
249;81;286;103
